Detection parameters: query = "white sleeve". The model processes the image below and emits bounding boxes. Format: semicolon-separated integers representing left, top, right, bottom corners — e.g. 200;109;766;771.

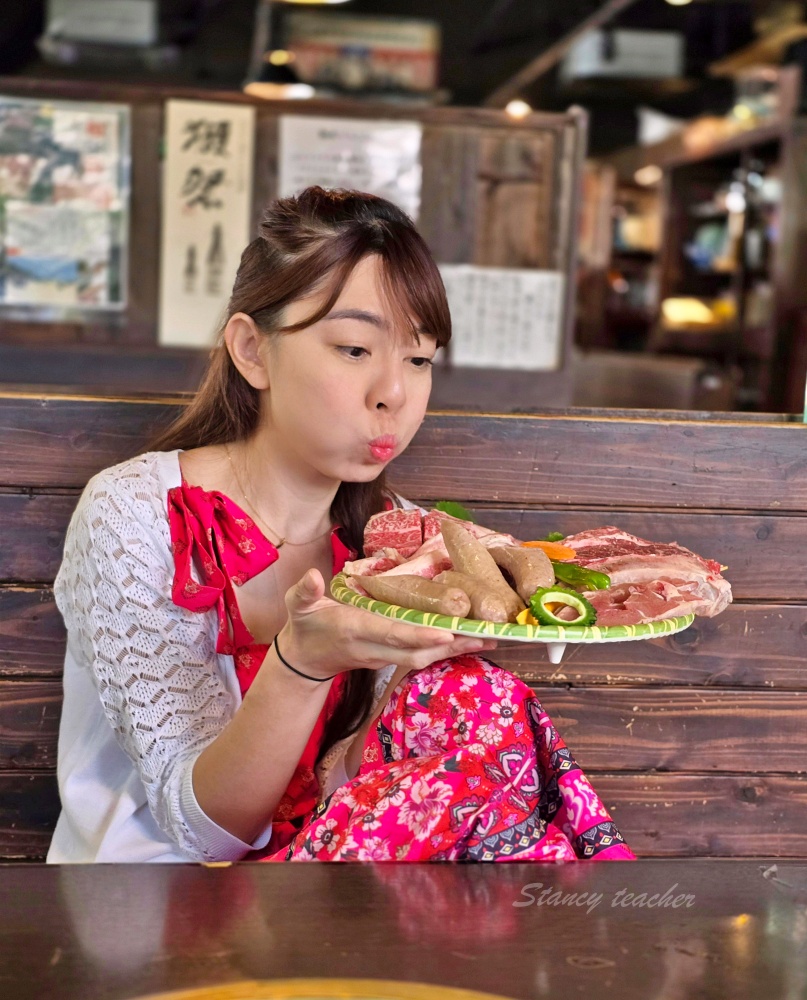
54;470;272;862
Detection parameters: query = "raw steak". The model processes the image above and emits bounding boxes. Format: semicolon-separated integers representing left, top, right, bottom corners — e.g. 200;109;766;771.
562;525;723;576
562;526;732;622
376;540;452;580
584;580;706;627
363;509;423;558
356;511;520;582
423;509;518;548
374;522;516;581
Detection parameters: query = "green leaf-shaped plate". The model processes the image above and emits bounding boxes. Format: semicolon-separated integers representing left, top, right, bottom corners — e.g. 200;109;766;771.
330;573;695;645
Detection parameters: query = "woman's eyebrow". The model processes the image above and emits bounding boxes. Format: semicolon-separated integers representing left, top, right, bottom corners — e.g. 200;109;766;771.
324;308;432;340
324;308;387;328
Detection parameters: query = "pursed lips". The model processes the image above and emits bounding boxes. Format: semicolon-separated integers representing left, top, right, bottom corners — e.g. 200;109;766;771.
369;435;397;448
368;435;398;461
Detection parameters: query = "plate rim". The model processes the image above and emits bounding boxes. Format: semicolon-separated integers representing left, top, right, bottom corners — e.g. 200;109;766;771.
130;979;519;1000
330;572;695;645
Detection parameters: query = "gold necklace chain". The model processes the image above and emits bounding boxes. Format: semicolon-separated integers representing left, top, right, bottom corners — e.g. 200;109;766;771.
224;444;332;548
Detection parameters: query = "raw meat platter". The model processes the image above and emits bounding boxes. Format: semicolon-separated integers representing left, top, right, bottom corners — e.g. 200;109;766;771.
330;571;696;645
332;507;731;663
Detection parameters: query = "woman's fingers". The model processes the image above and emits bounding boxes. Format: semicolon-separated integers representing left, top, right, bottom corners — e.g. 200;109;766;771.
285;569;330;614
347;608;498;656
375;622;456;650
370;622;490;655
357;635;498;671
284;576;498;676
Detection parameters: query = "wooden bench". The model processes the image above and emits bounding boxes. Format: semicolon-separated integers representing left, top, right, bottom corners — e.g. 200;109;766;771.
2;390;807;861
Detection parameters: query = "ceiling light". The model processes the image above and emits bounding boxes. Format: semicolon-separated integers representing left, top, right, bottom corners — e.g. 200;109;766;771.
244;54;315;99
505;99;532;119
244;80;315;99
665;0;694;6
266;49;294;65
634;165;662;186
245;0;337;98
725;189;746;214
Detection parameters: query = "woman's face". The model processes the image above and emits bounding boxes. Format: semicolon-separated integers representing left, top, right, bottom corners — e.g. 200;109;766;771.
260;254;438;486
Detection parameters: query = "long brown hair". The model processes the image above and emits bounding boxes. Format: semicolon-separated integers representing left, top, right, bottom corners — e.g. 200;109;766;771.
150;186;452;766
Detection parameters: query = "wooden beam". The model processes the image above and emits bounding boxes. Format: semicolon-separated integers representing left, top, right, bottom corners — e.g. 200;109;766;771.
484;0;643;108
710;23;807;77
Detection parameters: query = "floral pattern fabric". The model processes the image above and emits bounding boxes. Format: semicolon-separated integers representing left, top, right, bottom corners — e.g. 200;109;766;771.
262;654;635;862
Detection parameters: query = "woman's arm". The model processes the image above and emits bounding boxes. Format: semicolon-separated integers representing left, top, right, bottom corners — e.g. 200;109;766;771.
191;643;332;844
56;466;328;860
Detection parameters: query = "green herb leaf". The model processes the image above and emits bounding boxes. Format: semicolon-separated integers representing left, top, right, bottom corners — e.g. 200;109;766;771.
542;532;565;542
434;501;475;523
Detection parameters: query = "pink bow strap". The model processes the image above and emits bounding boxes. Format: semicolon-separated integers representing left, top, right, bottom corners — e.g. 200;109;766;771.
167;482;279;653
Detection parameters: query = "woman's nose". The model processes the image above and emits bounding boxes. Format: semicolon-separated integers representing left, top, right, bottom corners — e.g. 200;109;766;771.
369;368;406;411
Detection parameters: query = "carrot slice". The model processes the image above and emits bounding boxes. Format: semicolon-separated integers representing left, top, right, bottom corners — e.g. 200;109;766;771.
522;540;576;560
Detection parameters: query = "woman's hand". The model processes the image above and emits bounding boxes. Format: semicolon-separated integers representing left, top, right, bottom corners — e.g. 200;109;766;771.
278;568;497;679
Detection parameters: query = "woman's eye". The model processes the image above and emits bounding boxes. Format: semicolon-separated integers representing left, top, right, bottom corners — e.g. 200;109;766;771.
338;346;369;359
410;356;434;368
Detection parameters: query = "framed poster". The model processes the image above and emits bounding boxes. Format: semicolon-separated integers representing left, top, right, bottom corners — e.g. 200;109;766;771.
278;114;422;221
284;10;440;95
0;96;130;316
438;264;565;371
158;99;255;348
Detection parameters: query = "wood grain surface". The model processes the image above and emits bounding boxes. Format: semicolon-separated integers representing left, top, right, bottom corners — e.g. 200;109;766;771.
0;396;181;487
2;394;807;860
392;414;807;511
595;772;807;857
3;398;806;508
1;773;805;861
3;860;807;999
4;493;806;601
0;590;68;677
0;772;60;857
3;591;806;689
3;679;807;775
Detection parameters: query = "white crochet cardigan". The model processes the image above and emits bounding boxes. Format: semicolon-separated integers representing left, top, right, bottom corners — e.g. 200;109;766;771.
48;450;398;863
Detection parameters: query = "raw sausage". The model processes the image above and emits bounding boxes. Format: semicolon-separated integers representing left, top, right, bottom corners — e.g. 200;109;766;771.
434;571;511;623
489;545;554;602
353;574;472;618
440;520;525;619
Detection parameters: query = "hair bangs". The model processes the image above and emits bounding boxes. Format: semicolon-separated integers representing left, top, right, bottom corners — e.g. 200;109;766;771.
376;223;451;349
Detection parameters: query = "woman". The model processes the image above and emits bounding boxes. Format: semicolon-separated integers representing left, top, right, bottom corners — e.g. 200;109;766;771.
49;187;634;862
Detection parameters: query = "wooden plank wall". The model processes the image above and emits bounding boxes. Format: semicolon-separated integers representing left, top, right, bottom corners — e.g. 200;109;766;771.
1;393;806;859
0;78;584;408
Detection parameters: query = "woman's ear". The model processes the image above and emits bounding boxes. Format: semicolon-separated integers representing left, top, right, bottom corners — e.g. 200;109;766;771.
224;313;271;390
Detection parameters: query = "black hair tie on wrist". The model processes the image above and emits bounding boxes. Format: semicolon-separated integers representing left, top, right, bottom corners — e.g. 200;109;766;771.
273;634;336;683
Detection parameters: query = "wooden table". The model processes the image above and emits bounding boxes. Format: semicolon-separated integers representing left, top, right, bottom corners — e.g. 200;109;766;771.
2;860;806;999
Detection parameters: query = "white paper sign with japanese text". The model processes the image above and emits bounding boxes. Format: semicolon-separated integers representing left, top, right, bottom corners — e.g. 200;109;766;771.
438;265;565;371
278;115;422;221
158;100;255;347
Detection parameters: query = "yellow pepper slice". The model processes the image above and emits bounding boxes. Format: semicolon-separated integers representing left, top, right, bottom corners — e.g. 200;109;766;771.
522;540;576;560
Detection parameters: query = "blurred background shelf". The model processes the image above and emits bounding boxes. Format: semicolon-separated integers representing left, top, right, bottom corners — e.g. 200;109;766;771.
583;71;807;412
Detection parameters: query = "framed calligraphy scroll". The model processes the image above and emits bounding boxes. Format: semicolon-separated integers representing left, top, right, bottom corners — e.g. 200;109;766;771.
158;99;255;347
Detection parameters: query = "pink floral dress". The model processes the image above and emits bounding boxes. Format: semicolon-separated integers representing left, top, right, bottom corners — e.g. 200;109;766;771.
167;483;636;862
